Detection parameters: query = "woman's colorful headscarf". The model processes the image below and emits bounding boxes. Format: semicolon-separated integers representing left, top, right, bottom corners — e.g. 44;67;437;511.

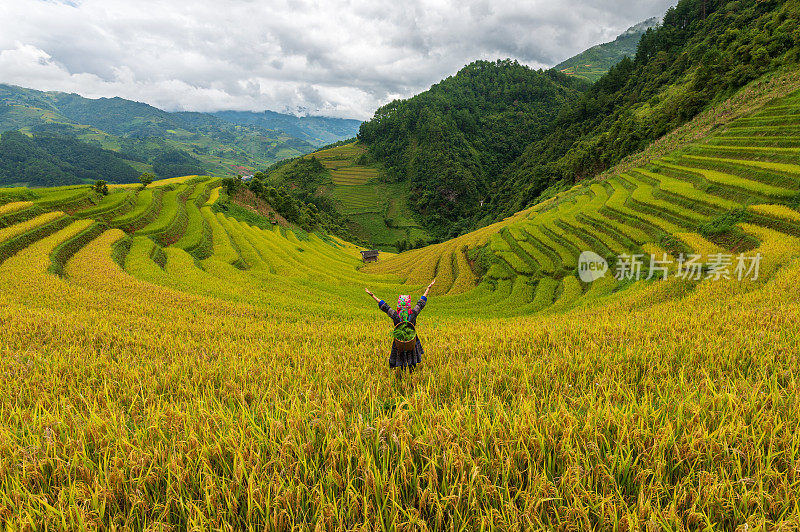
397;295;412;322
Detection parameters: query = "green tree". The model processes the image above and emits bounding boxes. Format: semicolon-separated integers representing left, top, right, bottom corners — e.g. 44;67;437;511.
222;176;242;196
139;172;155;188
92;180;109;195
249;177;265;197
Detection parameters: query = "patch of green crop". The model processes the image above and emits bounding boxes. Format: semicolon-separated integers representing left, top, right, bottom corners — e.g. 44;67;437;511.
698;208;749;238
390;322;416;341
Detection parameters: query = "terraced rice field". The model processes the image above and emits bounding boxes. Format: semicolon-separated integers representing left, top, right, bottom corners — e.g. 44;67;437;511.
0;88;799;529
76;189;137;221
304;142;431;248
367;89;800;305
331;183;380;214
307;142;380;209
307;142;378;186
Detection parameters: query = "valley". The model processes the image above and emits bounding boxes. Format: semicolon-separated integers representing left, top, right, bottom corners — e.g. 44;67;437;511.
1;0;799;528
1;69;799;528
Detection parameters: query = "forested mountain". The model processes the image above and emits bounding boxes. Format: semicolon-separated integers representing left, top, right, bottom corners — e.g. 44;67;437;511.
19;91;182;139
490;0;800;219
357;61;589;236
353;0;800;237
0;84;359;185
554;17;659;82
211;110;361;147
0;130;139;186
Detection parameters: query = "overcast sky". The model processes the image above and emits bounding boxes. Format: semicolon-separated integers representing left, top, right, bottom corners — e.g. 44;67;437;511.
0;0;676;120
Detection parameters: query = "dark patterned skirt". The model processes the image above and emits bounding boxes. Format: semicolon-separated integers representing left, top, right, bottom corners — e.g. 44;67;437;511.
388;337;423;369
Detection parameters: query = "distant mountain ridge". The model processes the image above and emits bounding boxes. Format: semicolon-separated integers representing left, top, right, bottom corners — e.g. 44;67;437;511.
211;110;361;147
554;17;660;82
0;84;360;147
0;83;361;186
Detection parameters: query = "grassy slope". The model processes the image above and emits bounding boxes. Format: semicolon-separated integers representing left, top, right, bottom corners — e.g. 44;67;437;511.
553;18;658;82
0;73;799;528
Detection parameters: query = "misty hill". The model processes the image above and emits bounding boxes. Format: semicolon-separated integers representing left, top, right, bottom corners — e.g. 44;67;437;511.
554;17;660;82
211;110;361;147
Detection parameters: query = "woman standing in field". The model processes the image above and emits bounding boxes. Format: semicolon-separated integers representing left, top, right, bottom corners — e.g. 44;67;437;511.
365;279;435;371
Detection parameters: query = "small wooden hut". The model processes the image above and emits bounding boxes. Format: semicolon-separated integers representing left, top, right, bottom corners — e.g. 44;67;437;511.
360;250;379;263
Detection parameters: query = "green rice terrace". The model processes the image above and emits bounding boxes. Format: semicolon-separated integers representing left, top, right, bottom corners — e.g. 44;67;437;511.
1;85;799;319
365;87;800;308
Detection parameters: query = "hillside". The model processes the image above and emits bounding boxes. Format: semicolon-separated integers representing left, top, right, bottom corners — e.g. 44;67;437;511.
1;69;800;527
365;81;800;300
553;17;659;82
264;141;432;251
357;60;589;238
0;84;359;184
491;0;800;219
356;0;800;237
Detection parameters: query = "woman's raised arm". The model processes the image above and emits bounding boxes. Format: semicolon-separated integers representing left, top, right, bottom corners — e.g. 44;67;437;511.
411;279;436;317
365;288;381;303
423;279;436;298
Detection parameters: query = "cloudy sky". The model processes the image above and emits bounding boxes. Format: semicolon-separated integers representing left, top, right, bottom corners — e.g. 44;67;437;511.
0;0;676;120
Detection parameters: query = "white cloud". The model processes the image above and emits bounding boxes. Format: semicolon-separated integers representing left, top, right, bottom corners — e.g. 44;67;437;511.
0;0;676;119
